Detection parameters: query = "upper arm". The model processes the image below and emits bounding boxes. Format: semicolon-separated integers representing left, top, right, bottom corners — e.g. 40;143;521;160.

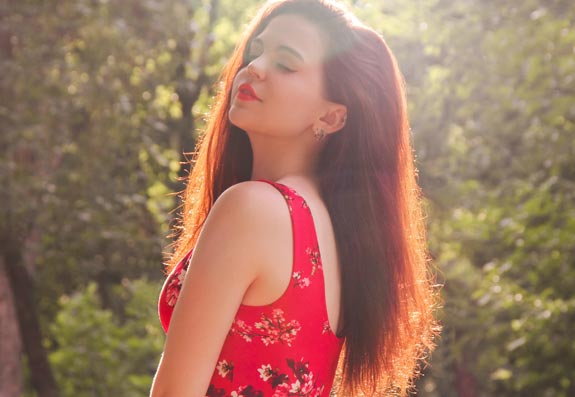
150;181;283;397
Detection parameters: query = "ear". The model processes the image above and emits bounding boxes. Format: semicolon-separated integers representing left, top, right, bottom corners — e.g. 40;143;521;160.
314;102;347;135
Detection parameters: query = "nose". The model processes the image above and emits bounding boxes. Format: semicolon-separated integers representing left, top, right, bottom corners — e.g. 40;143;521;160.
247;59;265;80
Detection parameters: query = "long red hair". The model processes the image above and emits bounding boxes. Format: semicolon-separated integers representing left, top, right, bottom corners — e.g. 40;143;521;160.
165;0;440;395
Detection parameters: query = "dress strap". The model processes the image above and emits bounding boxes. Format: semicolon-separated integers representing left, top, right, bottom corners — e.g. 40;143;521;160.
256;179;327;302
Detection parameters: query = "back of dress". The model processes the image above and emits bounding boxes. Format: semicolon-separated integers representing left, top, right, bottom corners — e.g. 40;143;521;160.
158;179;344;397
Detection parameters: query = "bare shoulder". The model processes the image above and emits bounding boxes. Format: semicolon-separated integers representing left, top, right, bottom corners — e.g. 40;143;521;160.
216;180;285;204
205;180;290;264
213;180;288;224
150;181;290;395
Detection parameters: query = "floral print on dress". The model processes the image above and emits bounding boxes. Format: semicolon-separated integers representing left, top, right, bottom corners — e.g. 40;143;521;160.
301;199;316;215
292;246;322;289
258;358;325;397
216;359;234;382
230;308;301;347
292;271;311;288
165;257;191;307
322;321;331;335
205;384;226;397
258;365;286;385
306;247;322;276
161;181;343;397
206;384;264;397
207;358;325;397
230;385;264;397
281;186;311;213
282;193;295;212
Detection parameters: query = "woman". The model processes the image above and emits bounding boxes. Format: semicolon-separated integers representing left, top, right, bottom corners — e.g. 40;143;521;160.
150;0;439;396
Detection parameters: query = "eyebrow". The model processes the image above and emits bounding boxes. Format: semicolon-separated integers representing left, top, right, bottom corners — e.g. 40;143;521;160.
251;37;305;62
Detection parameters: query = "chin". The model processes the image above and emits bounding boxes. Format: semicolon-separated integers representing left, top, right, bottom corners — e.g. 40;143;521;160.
228;107;252;132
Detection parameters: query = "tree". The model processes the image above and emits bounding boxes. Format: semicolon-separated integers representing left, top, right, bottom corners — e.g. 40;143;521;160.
1;0;257;395
3;0;573;395
391;0;575;395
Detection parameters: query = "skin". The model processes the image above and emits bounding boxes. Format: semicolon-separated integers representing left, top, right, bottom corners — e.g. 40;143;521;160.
150;14;346;397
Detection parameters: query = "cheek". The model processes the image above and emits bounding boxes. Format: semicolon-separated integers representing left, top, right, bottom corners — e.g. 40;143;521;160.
272;78;323;125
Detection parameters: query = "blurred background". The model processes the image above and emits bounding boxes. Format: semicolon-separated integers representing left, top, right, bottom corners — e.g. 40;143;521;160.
1;0;573;396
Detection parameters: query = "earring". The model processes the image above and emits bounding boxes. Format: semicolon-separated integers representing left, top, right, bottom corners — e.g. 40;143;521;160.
313;126;326;141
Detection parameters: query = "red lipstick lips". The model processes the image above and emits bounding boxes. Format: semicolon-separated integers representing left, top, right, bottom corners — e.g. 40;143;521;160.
237;83;261;101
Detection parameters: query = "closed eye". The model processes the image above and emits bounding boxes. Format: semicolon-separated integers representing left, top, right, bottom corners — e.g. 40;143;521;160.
276;63;295;73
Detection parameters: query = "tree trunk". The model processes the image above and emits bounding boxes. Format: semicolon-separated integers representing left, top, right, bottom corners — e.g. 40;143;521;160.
175;0;221;194
0;255;23;397
3;240;60;397
454;351;478;397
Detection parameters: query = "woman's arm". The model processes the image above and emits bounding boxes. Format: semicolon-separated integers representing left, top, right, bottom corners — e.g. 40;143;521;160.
149;181;283;397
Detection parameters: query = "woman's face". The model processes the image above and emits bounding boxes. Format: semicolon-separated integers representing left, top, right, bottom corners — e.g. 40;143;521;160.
228;14;330;139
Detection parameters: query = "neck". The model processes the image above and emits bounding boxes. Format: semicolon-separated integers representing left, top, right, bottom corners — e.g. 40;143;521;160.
248;134;321;184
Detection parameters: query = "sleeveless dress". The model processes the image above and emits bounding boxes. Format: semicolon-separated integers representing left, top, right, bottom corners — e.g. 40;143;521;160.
158;179;344;397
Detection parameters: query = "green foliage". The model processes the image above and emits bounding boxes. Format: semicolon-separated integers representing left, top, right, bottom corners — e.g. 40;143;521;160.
3;0;573;396
47;279;164;397
398;0;575;396
3;0;257;396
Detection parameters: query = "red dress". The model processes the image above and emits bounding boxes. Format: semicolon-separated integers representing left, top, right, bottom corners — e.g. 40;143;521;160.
158;179;344;397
